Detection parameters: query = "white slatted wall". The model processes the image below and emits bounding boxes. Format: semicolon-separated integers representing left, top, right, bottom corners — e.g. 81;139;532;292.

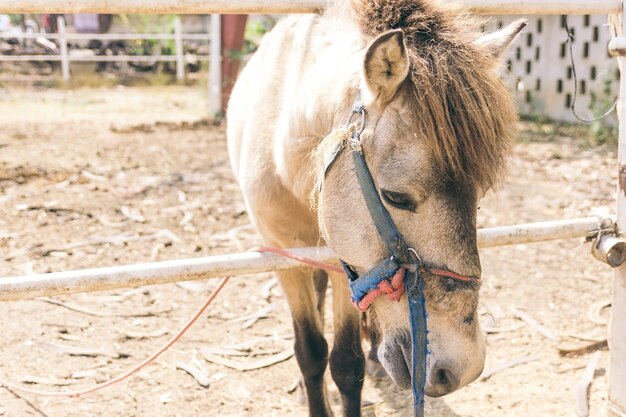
487;15;617;123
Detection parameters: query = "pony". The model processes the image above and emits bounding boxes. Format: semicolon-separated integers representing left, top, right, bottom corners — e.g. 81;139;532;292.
227;1;524;415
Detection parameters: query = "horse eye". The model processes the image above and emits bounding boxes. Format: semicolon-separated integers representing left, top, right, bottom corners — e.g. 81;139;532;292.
443;277;456;292
381;190;415;211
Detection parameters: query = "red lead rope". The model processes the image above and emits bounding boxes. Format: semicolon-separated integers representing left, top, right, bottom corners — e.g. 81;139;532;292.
427;268;475;282
351;267;477;312
0;276;231;398
253;247;344;274
255;247;477;311
353;268;406;311
0;247;474;398
0;248;342;399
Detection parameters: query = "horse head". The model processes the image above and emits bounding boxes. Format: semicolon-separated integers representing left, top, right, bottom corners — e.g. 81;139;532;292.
315;1;525;397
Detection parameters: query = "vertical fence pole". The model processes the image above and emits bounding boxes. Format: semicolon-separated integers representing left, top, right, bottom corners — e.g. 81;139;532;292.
609;3;626;416
209;14;222;117
57;15;69;82
174;15;184;81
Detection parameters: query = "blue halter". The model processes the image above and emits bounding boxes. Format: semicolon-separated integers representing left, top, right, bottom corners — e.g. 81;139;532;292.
323;97;428;416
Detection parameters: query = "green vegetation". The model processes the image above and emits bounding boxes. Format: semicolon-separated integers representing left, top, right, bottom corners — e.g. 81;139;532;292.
518;117;616;150
589;77;618;146
118;14;177;57
234;15;278;60
8;14;22;26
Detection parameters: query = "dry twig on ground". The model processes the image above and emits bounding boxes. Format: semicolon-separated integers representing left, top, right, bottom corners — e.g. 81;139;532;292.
510;306;557;341
480;355;541;380
558;340;608;357
201;349;294;372
42;341;125;359
120;328;169;340
575;352;601;417
38;297;170;318
175;360;211;388
5;231;177;261
588;300;611;325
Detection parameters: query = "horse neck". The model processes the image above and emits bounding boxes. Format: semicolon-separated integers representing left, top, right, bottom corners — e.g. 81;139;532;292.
276;20;364;205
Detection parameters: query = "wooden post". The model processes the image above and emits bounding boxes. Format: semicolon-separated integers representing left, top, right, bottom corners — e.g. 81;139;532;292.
173;15;184;81
609;4;626;416
56;15;69;82
220;14;247;112
209;14;222;117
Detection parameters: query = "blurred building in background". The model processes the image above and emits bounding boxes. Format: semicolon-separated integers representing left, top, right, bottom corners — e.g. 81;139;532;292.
489;14;617;124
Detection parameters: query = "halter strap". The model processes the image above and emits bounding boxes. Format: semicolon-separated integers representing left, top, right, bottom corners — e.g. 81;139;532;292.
321;93;477;417
352;139;415;264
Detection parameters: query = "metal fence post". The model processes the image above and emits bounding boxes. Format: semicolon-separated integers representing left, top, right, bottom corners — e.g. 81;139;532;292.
0;0;621;15
57;15;69;82
609;3;626;416
209;14;222;117
174;15;184;81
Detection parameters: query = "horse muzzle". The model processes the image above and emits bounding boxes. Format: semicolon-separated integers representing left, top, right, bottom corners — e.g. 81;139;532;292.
378;331;413;389
378;331;475;397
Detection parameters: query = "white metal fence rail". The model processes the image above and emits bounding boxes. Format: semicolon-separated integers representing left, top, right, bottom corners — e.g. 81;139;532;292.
0;0;620;15
0;217;608;302
0;16;210;81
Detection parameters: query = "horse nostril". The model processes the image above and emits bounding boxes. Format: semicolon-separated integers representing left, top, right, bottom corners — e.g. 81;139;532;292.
433;367;460;395
436;368;450;385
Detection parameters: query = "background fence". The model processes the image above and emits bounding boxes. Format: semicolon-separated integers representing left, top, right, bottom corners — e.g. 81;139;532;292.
0;9;620;122
493;14;619;124
0;15;211;81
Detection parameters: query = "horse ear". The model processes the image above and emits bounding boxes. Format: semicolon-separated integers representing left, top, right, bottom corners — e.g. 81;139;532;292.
475;19;527;60
363;29;410;105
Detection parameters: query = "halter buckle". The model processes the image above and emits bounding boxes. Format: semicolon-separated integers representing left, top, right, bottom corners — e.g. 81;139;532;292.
346;104;366;148
407;247;422;264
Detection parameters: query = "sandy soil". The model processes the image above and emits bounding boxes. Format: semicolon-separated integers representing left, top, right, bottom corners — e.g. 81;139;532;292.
0;86;617;417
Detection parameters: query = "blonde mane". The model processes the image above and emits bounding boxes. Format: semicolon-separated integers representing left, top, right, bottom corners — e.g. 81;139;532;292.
327;0;518;189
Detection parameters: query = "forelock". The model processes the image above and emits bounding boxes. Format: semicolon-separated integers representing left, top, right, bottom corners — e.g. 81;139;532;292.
353;0;518;189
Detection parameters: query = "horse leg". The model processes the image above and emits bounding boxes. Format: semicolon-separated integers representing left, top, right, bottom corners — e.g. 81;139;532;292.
278;267;333;417
314;269;328;325
328;272;365;417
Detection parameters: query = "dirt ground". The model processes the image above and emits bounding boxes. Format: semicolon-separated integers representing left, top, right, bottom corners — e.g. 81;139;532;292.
0;86;617;417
